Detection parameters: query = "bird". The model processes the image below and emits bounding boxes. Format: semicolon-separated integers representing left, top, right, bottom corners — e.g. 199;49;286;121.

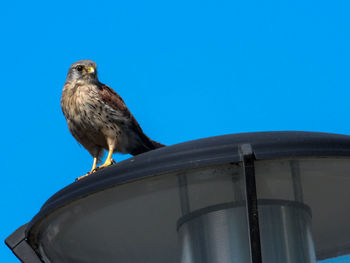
61;60;164;180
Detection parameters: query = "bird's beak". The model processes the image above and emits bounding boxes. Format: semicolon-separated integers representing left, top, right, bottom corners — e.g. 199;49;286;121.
87;66;95;74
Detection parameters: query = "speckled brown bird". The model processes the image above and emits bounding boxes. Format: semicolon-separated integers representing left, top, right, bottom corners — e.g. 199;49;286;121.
61;60;164;179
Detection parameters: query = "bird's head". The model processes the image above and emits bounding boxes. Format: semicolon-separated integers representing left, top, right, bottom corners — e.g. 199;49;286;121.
66;60;98;83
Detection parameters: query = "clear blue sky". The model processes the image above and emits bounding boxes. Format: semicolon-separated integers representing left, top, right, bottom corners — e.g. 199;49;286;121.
1;0;350;262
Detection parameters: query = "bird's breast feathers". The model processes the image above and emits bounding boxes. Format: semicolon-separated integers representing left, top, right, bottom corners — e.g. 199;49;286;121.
62;82;132;135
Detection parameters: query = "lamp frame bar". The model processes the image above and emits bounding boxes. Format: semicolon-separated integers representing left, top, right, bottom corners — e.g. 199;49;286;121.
240;144;263;263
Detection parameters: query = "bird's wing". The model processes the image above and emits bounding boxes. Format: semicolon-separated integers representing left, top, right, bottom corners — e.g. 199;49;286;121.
98;84;131;118
98;84;161;152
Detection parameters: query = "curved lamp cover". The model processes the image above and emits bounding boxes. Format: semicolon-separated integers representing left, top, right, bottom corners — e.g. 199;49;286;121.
6;132;350;263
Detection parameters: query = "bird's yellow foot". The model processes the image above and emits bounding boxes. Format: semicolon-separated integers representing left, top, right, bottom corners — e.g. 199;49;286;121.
98;158;116;170
75;159;116;181
75;170;96;181
76;173;90;181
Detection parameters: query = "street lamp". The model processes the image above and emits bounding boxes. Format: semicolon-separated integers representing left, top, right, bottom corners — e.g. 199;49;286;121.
6;131;350;263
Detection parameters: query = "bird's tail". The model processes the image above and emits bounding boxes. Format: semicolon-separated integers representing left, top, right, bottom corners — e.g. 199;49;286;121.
131;138;165;156
151;140;165;149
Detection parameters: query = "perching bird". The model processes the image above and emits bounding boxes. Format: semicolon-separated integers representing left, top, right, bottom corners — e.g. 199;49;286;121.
61;60;164;179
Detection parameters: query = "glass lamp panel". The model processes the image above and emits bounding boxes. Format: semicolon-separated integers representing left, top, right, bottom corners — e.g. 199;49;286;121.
31;163;250;263
254;158;350;261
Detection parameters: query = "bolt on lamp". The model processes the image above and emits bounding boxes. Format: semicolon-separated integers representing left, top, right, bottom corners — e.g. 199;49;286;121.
6;131;350;263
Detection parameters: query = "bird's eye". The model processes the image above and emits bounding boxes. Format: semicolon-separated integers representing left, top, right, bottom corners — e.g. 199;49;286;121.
76;65;83;71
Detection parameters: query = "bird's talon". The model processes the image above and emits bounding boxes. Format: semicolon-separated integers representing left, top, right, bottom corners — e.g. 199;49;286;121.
75;173;90;181
90;168;98;173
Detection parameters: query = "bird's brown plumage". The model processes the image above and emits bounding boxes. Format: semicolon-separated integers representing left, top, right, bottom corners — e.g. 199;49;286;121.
97;83;164;155
61;60;164;176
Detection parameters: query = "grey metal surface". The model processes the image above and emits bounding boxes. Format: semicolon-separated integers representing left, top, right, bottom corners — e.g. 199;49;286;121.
178;200;315;263
178;204;250;263
259;201;315;263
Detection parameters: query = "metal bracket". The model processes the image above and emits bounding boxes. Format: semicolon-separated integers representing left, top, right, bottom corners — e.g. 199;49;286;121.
5;224;43;263
239;144;263;263
177;173;191;216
